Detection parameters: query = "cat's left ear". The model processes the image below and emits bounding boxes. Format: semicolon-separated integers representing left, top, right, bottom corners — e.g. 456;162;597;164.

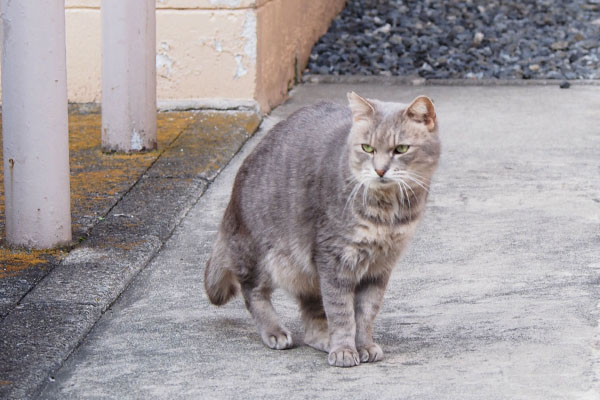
406;96;437;132
347;92;375;123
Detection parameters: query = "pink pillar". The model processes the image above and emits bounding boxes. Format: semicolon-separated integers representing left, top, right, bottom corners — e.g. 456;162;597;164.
1;0;72;248
101;0;157;153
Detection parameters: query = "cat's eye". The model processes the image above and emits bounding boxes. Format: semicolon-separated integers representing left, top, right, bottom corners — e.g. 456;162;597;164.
394;144;410;154
361;144;374;153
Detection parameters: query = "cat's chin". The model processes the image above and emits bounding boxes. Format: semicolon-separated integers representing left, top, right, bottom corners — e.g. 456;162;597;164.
369;178;397;189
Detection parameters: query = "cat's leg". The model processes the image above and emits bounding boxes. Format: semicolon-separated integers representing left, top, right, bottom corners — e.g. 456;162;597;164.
298;295;329;352
241;284;293;350
319;275;361;367
354;273;390;363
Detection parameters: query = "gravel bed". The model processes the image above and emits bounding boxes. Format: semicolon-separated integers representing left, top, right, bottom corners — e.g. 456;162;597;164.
307;0;600;80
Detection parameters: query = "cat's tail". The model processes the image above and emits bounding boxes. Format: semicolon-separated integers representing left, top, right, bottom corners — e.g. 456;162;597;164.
204;237;240;306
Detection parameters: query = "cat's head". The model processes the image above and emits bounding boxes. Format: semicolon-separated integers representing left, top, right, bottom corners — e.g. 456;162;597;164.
346;92;440;194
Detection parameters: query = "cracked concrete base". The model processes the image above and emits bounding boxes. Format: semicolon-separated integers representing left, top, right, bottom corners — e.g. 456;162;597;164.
0;110;260;399
35;83;600;399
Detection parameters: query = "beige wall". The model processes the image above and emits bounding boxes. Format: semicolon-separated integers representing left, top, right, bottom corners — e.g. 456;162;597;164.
155;8;257;103
1;0;344;113
256;0;345;112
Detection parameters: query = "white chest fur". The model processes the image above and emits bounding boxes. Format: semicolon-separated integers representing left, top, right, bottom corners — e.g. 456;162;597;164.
345;218;419;281
352;218;418;249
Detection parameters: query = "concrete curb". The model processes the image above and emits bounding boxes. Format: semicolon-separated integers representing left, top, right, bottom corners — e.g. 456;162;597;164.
157;99;260;113
302;74;600;86
0;111;260;399
67;100;261;115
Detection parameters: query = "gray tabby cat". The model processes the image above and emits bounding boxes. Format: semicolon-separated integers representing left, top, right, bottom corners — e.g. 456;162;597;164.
205;92;440;367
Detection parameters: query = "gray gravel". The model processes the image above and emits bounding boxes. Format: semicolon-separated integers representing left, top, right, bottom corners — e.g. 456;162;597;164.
307;0;600;80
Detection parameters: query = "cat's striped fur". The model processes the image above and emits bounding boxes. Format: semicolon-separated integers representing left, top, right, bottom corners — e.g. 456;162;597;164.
205;92;440;367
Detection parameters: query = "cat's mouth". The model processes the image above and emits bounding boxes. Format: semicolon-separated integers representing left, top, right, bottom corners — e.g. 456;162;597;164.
370;177;396;187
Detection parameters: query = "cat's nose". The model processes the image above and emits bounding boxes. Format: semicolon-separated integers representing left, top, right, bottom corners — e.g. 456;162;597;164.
375;169;386;177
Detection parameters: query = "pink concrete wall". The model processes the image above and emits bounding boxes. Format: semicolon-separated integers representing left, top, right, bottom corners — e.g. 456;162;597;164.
256;0;346;112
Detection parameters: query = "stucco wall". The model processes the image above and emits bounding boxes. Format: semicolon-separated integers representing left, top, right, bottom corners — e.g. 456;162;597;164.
0;0;344;113
155;8;257;104
256;0;345;112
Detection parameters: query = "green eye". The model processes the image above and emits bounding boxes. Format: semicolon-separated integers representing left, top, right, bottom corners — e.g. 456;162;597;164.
394;144;410;154
361;144;374;153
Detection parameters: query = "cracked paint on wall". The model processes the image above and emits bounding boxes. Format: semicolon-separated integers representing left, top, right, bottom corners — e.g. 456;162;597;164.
156;41;174;77
234;55;247;79
241;10;256;63
233;10;255;80
130;129;143;151
153;8;257;100
210;0;242;7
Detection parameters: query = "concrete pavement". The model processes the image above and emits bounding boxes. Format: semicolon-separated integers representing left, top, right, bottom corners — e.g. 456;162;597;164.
24;83;600;398
0;109;260;399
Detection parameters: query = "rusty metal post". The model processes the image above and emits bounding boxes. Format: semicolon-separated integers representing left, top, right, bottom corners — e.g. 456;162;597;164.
1;0;72;248
101;0;157;153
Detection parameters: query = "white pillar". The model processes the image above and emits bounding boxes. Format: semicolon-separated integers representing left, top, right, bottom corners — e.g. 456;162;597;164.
1;0;72;248
101;0;157;153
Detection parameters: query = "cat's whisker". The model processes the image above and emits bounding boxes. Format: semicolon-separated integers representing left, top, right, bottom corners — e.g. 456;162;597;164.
400;177;418;200
399;173;430;193
400;180;412;210
395;182;405;207
405;170;428;180
362;181;370;209
406;179;430;193
398;179;413;220
404;173;429;186
344;176;365;210
396;182;407;208
343;179;366;217
343;181;361;217
404;171;430;187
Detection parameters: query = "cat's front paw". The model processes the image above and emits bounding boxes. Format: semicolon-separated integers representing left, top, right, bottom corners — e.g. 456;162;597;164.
328;346;360;367
357;343;383;363
261;327;293;350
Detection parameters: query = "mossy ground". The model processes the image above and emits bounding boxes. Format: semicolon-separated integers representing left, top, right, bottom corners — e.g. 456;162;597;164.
0;109;260;316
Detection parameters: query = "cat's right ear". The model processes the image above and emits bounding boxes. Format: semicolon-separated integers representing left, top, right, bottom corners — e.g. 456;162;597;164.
347;92;375;123
406;96;437;132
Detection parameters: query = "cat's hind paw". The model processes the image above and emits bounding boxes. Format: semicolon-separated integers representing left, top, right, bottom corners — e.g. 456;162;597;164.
261;327;293;350
303;327;329;353
357;343;383;363
304;334;329;353
328;346;360;367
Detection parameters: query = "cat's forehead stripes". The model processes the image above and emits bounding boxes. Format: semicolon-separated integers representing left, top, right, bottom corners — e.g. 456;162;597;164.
368;108;421;148
350;95;438;155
